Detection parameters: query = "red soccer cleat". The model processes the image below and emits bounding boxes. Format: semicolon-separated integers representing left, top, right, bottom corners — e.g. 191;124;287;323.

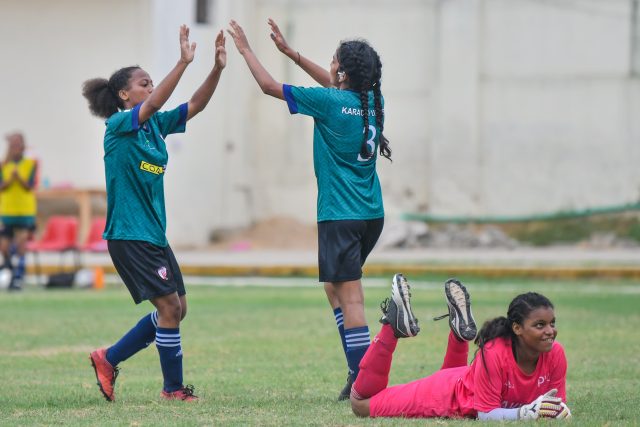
89;348;119;402
161;384;199;402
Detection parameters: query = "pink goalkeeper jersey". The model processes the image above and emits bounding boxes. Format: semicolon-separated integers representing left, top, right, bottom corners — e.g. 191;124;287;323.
460;337;567;414
369;337;567;419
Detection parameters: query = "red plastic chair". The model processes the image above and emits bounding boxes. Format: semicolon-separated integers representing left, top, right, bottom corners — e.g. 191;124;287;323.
27;216;80;283
28;216;78;252
82;217;108;252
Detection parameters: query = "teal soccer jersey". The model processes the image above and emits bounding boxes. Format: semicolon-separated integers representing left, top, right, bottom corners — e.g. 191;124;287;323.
283;85;384;221
102;103;187;246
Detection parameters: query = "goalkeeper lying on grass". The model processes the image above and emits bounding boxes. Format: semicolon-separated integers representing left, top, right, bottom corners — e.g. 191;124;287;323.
350;275;572;421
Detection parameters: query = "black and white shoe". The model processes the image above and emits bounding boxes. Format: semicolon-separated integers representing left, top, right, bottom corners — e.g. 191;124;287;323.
433;279;477;341
380;274;420;338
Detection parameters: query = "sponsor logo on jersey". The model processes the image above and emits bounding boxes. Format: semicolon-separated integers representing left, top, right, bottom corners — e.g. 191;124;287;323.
538;373;550;387
140;161;165;175
157;266;169;280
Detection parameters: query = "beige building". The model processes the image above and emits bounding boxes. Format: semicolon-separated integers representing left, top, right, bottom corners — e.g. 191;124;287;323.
1;0;638;245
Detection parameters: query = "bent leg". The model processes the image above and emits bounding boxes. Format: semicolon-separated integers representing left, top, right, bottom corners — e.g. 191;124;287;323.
440;331;469;369
106;310;158;366
351;323;397;400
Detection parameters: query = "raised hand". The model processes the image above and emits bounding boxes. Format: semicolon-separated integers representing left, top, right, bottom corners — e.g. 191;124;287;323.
227;20;251;55
180;24;196;64
214;30;226;69
518;389;564;420
268;18;292;56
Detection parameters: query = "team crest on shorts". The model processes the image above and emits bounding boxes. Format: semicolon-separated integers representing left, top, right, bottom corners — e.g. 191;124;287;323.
157;266;169;280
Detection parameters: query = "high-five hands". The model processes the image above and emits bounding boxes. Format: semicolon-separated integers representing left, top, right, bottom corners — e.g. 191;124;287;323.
180;24;196;64
214;30;226;69
267;18;292;56
227;20;252;55
518;389;572;420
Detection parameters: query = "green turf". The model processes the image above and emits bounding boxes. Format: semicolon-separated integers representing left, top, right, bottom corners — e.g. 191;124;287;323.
0;279;639;426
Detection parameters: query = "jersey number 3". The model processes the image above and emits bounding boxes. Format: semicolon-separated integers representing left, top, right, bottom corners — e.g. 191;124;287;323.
357;125;377;162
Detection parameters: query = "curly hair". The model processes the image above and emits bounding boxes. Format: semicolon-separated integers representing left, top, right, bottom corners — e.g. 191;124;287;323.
82;66;140;119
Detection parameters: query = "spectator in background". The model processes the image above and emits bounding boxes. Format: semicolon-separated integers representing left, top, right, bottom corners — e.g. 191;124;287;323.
0;132;38;291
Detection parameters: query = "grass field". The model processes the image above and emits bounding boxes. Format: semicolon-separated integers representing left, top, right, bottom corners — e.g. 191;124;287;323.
0;276;639;426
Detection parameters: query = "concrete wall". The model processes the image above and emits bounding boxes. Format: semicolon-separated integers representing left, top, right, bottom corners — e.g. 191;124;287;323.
1;0;638;246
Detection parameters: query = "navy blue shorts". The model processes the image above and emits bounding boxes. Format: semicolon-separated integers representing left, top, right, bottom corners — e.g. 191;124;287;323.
0;217;36;238
317;218;384;283
107;240;186;304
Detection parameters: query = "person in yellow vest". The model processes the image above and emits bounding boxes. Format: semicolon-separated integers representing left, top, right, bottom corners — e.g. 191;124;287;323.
0;132;38;290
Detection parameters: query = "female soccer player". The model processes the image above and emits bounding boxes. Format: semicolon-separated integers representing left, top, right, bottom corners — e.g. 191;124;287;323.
82;25;226;402
227;19;393;399
350;275;572;420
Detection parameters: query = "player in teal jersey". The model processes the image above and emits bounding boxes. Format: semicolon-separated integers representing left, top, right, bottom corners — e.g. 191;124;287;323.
82;25;226;402
228;19;391;400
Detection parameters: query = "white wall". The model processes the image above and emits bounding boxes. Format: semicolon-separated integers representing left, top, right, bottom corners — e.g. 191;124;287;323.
1;0;639;246
0;0;152;188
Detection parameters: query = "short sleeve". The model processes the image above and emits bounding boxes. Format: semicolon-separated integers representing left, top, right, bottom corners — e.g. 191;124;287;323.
473;345;505;412
283;85;330;118
155;103;188;137
106;106;140;135
548;343;568;402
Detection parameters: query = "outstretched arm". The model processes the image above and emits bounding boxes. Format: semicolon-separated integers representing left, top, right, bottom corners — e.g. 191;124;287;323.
138;25;195;123
227;20;284;100
268;18;331;88
187;30;226;120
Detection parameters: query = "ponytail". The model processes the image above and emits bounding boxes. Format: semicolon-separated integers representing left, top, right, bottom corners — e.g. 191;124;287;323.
82;66;140;119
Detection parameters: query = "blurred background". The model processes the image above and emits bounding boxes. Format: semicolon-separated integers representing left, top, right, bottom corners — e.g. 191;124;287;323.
1;0;639;249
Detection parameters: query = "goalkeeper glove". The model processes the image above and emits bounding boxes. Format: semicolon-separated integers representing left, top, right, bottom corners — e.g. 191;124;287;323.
518;388;564;420
555;402;572;419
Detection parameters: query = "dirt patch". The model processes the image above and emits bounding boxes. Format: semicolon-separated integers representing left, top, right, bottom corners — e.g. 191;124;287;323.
208;217;318;251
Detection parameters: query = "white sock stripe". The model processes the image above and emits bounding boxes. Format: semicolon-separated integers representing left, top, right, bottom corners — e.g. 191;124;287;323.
334;313;343;320
155;336;181;342
156;339;181;345
155;335;181;341
156;342;182;348
346;339;371;348
345;331;370;339
156;332;181;338
151;311;158;327
346;335;370;343
336;321;344;327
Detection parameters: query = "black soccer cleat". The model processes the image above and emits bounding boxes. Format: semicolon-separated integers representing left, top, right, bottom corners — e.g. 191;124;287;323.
337;373;354;401
380;274;420;338
433;278;477;341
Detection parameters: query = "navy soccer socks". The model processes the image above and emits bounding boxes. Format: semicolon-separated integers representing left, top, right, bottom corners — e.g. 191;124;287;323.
106;311;158;367
344;325;370;378
333;308;348;360
155;327;183;392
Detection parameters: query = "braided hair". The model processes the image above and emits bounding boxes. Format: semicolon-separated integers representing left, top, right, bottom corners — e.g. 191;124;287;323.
336;40;391;161
82;66;141;119
474;292;554;371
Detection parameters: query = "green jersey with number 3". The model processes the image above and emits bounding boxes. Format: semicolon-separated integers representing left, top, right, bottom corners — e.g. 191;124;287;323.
283;84;384;221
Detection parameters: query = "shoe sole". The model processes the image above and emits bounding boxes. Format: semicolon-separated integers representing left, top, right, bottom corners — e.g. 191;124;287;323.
90;353;114;402
392;274;420;337
444;279;477;341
